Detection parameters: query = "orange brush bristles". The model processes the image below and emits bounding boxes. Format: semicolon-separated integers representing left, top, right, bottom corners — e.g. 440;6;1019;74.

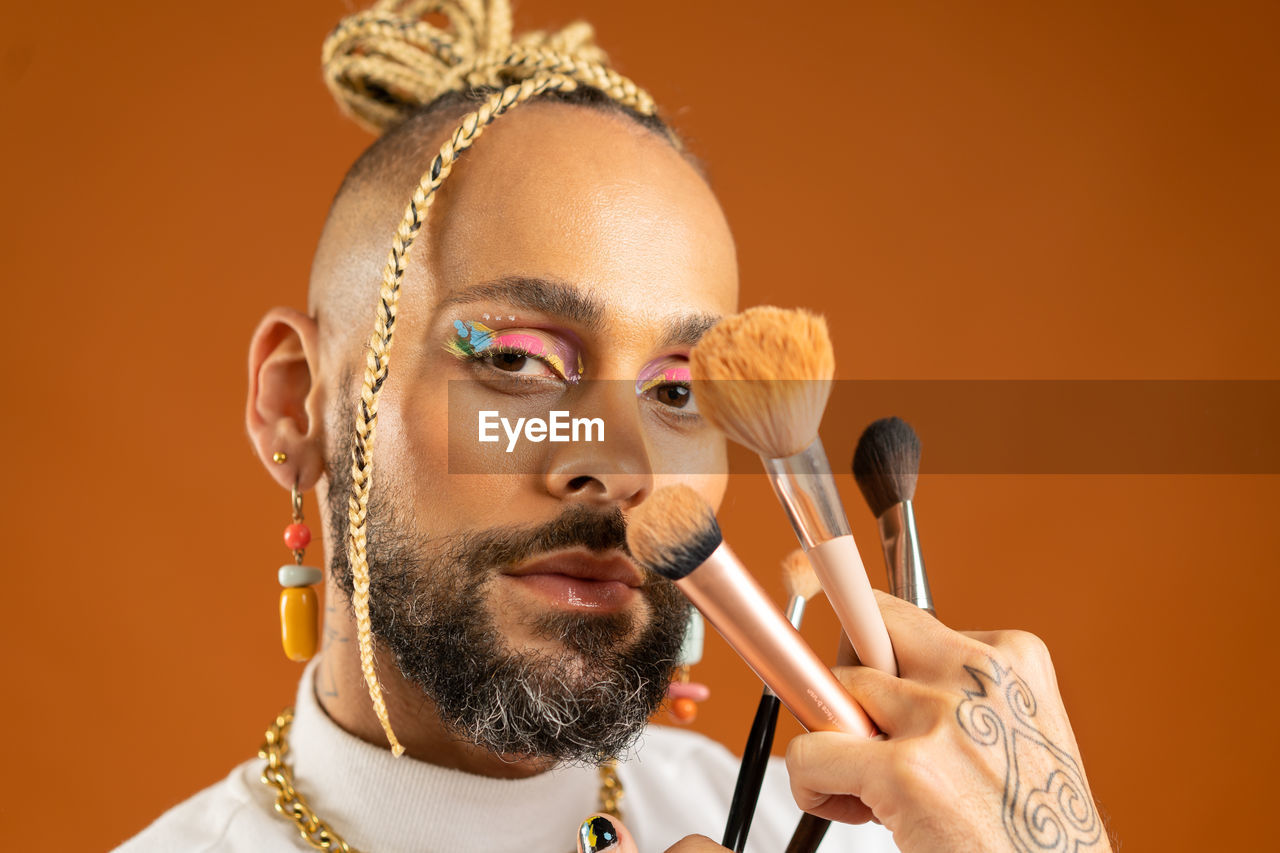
781;548;824;603
690;306;835;458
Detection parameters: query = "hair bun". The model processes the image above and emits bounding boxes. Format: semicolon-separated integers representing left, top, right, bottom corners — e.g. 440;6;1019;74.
323;0;614;134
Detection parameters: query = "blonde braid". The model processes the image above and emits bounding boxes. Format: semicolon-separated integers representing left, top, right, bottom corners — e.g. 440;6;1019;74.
325;0;664;754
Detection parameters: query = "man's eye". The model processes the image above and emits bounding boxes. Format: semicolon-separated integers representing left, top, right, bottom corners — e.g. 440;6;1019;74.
651;383;696;411
490;351;528;372
481;348;558;378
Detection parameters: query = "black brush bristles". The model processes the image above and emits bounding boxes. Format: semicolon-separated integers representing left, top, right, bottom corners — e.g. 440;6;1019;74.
627;485;725;581
640;523;722;581
852;416;922;517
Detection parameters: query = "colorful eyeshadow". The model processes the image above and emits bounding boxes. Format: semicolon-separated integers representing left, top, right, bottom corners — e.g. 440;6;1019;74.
448;319;582;382
448;320;496;356
637;362;692;394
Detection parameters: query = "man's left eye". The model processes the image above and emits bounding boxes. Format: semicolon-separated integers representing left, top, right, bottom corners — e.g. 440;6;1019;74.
649;382;697;412
484;349;556;377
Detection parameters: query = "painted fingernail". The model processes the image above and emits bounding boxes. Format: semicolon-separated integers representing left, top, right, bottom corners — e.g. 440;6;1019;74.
579;815;620;852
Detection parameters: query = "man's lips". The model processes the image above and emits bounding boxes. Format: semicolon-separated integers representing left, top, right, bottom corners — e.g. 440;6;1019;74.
504;550;643;587
502;550;642;610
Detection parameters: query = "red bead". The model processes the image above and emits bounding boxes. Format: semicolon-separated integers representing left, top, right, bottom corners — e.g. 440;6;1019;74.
670;697;698;724
283;522;311;551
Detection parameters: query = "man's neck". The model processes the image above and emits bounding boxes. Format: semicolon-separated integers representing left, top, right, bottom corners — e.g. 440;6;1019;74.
313;644;557;780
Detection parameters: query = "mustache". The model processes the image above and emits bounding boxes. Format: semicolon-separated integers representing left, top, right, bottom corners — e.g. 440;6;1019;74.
449;504;632;572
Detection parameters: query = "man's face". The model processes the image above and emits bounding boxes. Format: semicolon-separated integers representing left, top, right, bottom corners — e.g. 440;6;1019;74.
321;103;738;759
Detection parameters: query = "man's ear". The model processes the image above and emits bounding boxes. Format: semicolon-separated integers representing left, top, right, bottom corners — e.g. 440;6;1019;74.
246;307;326;491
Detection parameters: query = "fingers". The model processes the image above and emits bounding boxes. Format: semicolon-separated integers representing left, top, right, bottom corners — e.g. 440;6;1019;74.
577;814;633;853
662;835;728;852
964;628;1054;670
831;664;943;736
785;731;891;820
870;590;985;681
963;628;1062;701
575;814;726;853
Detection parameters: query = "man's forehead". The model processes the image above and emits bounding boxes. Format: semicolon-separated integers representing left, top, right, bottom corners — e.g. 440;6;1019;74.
423;105;737;324
312;101;737;349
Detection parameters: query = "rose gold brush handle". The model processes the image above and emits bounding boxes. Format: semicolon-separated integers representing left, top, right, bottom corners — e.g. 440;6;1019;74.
676;542;877;738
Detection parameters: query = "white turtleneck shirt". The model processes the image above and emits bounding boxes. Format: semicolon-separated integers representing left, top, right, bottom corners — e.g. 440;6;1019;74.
117;663;897;853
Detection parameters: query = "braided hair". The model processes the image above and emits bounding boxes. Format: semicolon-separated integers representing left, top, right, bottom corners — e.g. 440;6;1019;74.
322;0;680;756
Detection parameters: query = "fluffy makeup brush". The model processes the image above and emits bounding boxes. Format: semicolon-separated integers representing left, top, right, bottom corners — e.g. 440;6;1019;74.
627;486;875;739
853;416;933;614
781;549;826;621
690;307;897;676
691;308;835;458
722;551;824;852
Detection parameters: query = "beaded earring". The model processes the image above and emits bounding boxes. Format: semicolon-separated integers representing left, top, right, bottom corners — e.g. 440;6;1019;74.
667;608;710;724
278;479;323;662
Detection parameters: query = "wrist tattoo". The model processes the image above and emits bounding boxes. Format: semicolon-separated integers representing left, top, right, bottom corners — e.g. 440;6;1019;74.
956;659;1102;851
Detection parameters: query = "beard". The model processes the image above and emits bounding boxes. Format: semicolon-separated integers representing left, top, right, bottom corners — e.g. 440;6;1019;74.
326;436;689;765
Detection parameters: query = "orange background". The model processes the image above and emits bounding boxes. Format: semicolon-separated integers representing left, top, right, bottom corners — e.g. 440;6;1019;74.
3;1;1277;850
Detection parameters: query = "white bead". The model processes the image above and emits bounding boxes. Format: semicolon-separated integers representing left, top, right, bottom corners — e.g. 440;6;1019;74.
677;609;705;666
278;564;323;588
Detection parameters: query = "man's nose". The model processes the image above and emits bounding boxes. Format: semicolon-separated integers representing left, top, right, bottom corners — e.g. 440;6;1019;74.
543;382;652;510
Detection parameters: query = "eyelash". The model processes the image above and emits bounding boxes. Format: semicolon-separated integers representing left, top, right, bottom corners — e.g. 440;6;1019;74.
462;343;698;415
465;345;565;380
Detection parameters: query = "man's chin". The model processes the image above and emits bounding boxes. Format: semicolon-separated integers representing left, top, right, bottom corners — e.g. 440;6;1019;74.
503;608;643;661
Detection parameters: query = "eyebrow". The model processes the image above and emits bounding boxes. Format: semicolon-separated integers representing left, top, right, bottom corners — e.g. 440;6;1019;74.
436;276;605;330
657;312;721;348
437;275;721;349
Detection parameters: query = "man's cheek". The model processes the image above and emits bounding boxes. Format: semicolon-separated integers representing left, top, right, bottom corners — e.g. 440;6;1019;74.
444;380;559;475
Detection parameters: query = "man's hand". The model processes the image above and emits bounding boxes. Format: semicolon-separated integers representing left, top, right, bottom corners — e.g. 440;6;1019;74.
786;591;1112;853
575;813;725;853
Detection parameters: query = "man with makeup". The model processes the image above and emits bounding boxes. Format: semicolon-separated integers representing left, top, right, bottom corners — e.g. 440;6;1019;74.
120;3;1111;852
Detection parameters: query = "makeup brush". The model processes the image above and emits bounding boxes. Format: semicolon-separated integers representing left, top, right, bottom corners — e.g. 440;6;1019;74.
853;416;934;614
627;485;876;739
690;307;898;676
784;417;936;853
722;551;824;852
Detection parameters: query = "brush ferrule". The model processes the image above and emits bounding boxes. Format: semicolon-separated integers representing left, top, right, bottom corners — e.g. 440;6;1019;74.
785;595;807;631
878;500;935;615
762;437;853;548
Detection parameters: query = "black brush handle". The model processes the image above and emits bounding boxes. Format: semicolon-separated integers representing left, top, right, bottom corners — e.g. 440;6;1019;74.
721;692;781;851
785;813;831;853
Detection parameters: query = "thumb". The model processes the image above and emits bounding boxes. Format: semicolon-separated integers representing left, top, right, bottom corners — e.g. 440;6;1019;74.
576;813;726;853
577;814;632;853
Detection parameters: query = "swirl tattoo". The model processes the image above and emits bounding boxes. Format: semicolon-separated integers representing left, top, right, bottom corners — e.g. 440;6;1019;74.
956;659;1102;851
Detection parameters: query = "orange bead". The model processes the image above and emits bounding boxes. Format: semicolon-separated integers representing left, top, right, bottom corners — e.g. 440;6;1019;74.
280;586;318;662
670;697;698;724
283;522;312;551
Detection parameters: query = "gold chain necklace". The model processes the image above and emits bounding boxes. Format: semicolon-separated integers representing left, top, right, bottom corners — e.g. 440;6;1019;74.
260;708;625;852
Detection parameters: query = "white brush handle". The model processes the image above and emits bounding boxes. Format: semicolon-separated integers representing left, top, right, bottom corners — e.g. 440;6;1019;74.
807;536;899;676
762;438;899;676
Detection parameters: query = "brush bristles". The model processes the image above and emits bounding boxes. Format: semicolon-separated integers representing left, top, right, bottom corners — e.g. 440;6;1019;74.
781;548;823;602
690;306;835;459
852;416;922;517
627;485;723;581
